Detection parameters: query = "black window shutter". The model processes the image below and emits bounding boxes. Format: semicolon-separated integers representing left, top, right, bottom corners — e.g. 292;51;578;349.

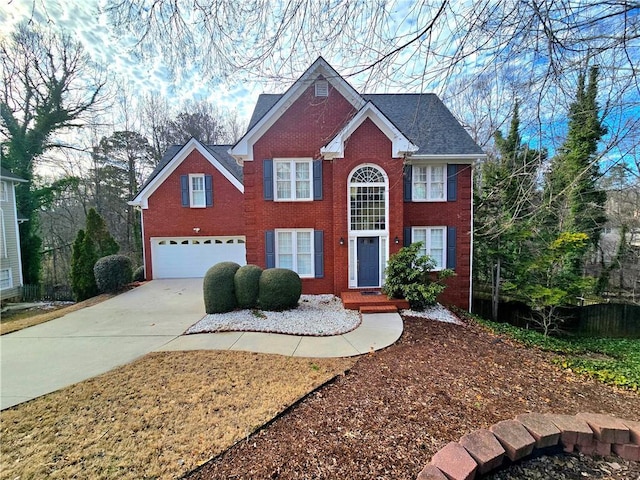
181;175;189;207
447;226;457;269
403;165;412;202
265;230;275;268
447;164;458;201
205;174;213;206
313;159;323;200
403;227;412;247
263;159;274;200
314;230;324;278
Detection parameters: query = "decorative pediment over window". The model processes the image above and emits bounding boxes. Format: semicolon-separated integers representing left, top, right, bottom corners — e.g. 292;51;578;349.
320;102;418;160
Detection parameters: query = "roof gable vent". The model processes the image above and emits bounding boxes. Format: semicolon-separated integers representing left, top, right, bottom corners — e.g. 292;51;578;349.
314;80;329;97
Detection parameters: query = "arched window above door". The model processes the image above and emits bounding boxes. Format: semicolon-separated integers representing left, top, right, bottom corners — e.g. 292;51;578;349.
349;165;387;232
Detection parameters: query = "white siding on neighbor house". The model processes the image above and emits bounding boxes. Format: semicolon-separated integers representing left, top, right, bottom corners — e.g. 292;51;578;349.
0;180;23;300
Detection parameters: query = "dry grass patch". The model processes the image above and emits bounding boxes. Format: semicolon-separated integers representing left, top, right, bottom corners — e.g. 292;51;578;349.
0;294;113;335
0;350;355;480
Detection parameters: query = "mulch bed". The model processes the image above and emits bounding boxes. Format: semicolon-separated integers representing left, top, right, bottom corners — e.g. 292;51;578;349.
185;316;639;480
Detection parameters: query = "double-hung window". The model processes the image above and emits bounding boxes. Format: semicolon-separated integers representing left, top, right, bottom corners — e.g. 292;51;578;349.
275;159;312;201
190;174;206;207
0;182;7;202
412;165;446;201
0;269;11;289
276;230;314;277
411;227;446;270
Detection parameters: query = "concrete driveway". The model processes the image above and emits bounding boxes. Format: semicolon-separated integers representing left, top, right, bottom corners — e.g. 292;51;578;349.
0;279;204;410
1;279;404;411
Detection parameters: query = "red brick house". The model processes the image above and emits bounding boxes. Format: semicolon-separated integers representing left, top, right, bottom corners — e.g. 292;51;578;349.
131;58;485;309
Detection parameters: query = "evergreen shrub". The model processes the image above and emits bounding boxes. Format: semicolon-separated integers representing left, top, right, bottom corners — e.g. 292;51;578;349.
70;229;98;301
383;242;454;310
203;262;240;313
132;265;145;282
94;255;133;293
258;268;302;311
234;264;263;309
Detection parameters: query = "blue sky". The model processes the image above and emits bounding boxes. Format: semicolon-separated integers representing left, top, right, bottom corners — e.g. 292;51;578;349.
1;0;638;173
0;0;265;123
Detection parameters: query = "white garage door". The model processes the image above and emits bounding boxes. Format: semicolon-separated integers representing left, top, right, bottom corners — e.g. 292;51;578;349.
151;237;247;278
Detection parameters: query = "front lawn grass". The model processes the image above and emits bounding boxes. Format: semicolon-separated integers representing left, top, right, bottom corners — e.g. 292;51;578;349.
475;316;640;391
0;351;355;480
0;294;114;335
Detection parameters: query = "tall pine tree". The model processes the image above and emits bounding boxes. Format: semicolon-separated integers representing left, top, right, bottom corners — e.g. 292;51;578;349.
474;101;545;319
543;66;607;276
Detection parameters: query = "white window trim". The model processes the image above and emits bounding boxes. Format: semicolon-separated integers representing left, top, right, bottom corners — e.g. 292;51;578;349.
348;164;389;235
273;158;313;202
411;226;447;271
0;268;12;290
189;174;206;208
412;164;447;202
0;181;7;202
0;209;6;258
275;229;315;278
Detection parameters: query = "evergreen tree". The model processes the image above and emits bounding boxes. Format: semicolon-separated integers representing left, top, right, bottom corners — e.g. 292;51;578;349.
543;66;607;276
85;208;120;257
0;23;105;285
69;209;118;301
70;230;98;301
474;101;544;319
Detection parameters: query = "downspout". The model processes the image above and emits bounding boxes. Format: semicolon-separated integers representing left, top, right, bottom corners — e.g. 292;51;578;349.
469;163;474;313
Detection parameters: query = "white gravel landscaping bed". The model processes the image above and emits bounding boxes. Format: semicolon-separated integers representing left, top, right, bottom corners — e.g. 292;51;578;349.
186;295;361;336
401;304;462;324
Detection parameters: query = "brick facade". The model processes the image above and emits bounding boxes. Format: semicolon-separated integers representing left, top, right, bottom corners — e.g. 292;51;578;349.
141;149;245;279
137;60;480;310
403;165;472;309
245;83;472;308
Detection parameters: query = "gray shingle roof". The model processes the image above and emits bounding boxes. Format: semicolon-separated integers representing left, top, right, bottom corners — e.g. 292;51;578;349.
0;167;27;182
137;143;242;196
246;92;484;156
247;94;281;131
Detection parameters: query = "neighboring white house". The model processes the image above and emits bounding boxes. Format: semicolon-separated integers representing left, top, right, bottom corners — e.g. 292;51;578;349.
0;167;27;301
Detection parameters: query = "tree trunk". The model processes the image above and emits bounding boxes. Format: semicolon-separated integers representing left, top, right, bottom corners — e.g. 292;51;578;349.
492;258;501;321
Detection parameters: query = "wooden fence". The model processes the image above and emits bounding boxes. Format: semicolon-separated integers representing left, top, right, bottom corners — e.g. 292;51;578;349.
21;284;74;302
472;297;640;339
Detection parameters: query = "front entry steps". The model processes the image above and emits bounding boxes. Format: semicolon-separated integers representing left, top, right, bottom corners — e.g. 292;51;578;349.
341;290;409;313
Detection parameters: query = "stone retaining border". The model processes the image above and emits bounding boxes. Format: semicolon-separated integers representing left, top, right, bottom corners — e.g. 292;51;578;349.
417;413;640;480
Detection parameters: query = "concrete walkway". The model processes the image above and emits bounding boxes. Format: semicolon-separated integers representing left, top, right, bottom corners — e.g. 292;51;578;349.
0;279;402;410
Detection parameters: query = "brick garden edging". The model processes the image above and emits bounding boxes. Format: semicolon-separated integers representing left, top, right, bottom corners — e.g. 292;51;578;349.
417;413;640;480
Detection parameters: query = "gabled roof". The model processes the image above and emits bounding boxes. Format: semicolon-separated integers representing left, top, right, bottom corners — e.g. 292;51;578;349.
362;94;484;157
241;83;485;160
321;101;418;159
231;57;366;162
0;167;28;182
130;138;243;209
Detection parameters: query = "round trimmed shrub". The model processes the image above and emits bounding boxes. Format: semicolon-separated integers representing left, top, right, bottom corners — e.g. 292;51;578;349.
258;268;302;311
234;264;263;309
94;254;133;293
132;265;145;282
203;262;240;313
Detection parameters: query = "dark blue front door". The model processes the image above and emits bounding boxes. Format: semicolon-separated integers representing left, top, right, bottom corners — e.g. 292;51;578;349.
357;237;379;287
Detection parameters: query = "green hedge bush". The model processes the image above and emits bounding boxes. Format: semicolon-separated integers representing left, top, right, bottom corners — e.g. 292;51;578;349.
234;264;263;309
132;265;145;282
258;268;302;311
203;262;241;313
94;254;133;294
